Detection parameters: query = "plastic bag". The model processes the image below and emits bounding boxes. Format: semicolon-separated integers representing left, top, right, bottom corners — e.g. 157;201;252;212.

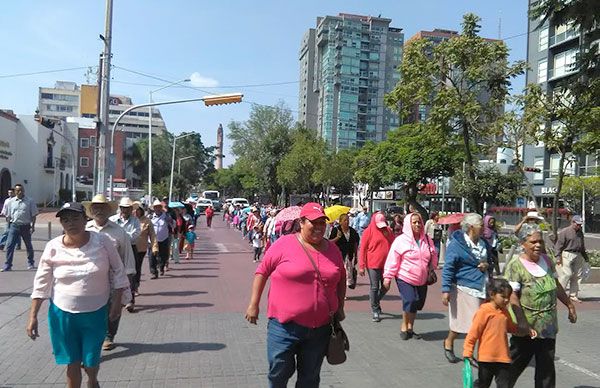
463;358;473;388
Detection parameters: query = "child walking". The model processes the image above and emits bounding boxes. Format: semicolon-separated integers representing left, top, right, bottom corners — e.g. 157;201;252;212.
184;225;197;260
251;225;263;263
463;279;537;388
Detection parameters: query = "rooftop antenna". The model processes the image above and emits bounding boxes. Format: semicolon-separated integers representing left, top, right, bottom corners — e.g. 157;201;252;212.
498;10;502;39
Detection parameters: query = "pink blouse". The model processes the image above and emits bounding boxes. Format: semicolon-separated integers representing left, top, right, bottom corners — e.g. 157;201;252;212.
256;234;345;328
31;232;130;313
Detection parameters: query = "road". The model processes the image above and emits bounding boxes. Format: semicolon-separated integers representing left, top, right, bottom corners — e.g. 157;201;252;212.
0;215;599;387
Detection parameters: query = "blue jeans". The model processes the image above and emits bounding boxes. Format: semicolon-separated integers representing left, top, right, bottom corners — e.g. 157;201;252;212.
367;268;387;313
4;223;34;269
0;225;20;248
267;318;331;388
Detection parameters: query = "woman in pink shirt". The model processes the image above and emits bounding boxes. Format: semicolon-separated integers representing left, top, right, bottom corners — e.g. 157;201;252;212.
245;202;346;388
26;202;129;388
383;212;438;340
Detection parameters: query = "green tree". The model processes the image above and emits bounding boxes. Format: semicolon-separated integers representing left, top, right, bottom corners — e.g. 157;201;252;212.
385;13;527;213
452;166;526;209
228;102;294;203
354;124;456;219
277;127;327;196
315;148;358;204
561;175;600;214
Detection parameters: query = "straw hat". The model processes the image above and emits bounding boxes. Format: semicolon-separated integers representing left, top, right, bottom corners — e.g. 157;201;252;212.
118;197;134;207
82;194;118;216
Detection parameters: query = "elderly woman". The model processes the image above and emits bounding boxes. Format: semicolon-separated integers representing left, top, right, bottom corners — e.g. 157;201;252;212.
132;205;159;298
245;202;346;388
359;212;395;322
27;202;129;388
505;223;577;388
441;213;493;363
383;212;438;338
329;213;360;290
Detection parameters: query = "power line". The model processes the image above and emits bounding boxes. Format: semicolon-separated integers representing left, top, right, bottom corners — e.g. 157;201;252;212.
0;66;92;79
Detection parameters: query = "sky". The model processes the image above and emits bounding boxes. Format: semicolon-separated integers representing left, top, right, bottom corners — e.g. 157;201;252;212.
0;1;529;167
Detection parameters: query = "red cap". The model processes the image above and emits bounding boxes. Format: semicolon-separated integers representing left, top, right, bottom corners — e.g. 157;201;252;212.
300;202;329;221
374;212;388;228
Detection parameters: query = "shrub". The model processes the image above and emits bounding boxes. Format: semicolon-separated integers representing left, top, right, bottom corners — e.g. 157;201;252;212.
588;250;600;267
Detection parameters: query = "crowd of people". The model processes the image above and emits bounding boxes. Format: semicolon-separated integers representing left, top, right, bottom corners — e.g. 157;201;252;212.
0;186;590;388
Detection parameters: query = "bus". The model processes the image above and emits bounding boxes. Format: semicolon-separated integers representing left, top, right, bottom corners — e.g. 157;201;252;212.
202;190;220;201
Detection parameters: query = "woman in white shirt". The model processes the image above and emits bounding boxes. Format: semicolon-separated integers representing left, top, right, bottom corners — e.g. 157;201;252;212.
26;202;129;388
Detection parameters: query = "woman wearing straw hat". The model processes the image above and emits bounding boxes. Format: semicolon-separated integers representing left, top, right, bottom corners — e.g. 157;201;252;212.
27;202;129;387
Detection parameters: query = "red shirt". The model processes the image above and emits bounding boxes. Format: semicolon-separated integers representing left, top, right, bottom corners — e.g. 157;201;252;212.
256;234;345;328
359;225;395;270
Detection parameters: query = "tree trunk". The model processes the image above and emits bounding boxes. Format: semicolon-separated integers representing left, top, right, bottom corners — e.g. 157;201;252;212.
552;151;567;240
405;182;428;222
461;121;483;214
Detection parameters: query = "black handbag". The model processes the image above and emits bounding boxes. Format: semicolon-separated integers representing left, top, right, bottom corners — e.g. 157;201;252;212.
425;237;438;286
297;235;349;365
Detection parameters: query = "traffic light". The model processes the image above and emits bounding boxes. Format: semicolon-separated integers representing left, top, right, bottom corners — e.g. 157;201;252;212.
523;167;541;173
34;115;56;129
203;93;243;107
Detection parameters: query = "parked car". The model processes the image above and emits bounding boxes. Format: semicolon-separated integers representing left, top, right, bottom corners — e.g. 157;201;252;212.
230;197;250;208
211;200;223;212
195;198;213;214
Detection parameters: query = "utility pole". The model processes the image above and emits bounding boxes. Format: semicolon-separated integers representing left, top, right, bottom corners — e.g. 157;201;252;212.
96;0;114;196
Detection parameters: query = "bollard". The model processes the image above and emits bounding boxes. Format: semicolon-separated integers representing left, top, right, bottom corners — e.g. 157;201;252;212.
48;221;51;241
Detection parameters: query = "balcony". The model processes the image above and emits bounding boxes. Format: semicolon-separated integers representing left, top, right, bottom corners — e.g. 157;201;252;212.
549;29;579;48
548;65;577;81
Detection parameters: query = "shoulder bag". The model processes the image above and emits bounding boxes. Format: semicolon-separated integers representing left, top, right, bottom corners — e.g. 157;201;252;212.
425;237;438;286
296;235;349;365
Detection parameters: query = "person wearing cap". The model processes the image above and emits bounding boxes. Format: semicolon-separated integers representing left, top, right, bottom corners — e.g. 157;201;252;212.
1;183;37;272
150;199;172;278
110;197;141;312
245;202;346;388
84;194;135;351
132;204;159;297
358;212;394;322
555;215;589;303
383;212;438;339
27;202;129;387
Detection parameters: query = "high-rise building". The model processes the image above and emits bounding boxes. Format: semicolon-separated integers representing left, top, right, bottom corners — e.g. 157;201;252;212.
38;81;80;120
522;0;599;210
299;13;403;150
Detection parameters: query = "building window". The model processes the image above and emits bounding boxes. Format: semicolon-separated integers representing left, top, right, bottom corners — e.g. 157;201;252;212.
90;136;96;147
552;49;577;79
80;157;89;167
538;59;547;83
539;27;548;51
80;138;90;148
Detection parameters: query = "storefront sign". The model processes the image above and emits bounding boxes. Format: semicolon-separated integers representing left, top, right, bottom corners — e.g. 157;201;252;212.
0;140;13;160
541;187;558;194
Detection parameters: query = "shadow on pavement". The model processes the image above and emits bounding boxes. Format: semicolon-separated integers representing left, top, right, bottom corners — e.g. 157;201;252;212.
421;330;457;341
174;274;218;279
101;341;226;361
138;291;208;297
168;267;220;271
0;292;30;297
382;312;446;321
135;302;214;312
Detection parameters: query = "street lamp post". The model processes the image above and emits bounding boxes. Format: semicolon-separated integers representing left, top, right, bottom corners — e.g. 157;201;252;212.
148;78;190;203
107;93;243;199
169;133;197;202
178;156;195;174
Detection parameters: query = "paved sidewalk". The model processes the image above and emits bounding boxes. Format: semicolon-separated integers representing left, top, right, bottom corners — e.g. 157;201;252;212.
1;217;599;387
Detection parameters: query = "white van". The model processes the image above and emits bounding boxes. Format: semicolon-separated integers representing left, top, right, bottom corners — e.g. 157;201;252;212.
230;197;250;208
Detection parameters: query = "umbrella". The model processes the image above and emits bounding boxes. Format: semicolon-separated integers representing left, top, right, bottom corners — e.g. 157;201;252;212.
241;206;253;214
325;205;351;224
168;201;185;209
437;213;465;225
275;206;302;223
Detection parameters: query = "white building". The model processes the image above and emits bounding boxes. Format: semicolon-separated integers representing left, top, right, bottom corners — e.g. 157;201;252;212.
0;110;77;206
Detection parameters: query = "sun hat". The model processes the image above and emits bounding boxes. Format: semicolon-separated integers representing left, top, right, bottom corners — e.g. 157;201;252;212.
56;202;85;217
152;199;163;207
118;197;134;207
299;202;329;221
82;194;118;215
525;211;544;221
374;212;388;228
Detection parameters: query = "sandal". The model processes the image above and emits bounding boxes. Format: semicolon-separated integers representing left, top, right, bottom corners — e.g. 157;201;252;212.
444;344;460;363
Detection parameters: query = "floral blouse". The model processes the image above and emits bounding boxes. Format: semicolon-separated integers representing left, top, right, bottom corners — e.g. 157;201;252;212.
504;254;559;339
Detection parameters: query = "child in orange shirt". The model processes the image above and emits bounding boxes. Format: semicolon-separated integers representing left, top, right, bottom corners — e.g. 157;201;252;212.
463;279;537;388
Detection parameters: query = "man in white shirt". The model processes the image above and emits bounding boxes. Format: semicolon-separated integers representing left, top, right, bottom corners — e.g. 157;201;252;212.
150;200;171;278
0;187;18;250
84;194;135;351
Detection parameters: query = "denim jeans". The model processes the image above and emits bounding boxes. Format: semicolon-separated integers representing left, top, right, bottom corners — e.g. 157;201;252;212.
4;223;34;269
267;318;330;388
0;225;20;248
367;268;388;313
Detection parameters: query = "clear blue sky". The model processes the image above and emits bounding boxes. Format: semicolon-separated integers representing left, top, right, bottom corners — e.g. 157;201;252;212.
0;0;529;165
